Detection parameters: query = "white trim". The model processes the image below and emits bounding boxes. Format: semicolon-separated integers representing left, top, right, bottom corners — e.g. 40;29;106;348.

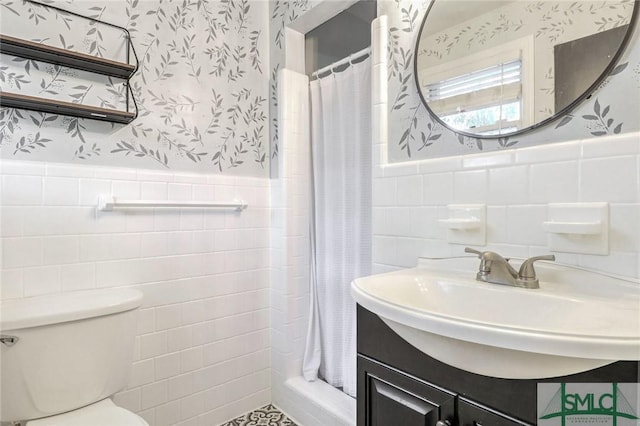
287;0;360;34
284;27;306;74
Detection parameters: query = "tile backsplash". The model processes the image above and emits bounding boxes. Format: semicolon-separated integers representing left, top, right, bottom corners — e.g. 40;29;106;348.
0;160;271;425
371;132;640;279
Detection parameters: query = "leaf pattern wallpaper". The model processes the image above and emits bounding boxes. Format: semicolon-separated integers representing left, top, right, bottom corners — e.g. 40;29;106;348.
0;0;270;176
383;0;640;163
268;0;317;178
2;0;638;174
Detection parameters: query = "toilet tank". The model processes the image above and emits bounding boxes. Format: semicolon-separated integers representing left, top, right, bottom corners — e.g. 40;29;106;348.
0;288;143;422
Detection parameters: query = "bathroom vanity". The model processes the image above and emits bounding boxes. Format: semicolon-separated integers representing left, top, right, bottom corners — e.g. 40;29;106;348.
357;305;639;426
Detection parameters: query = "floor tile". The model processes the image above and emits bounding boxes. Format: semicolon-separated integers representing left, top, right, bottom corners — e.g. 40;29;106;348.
222;404;297;426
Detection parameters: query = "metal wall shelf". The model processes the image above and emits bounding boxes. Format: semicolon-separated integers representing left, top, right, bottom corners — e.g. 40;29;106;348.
0;92;136;124
0;1;139;124
0;35;136;79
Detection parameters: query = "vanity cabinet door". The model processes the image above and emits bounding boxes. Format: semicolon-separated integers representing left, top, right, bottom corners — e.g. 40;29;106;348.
358;355;456;426
458;398;533;426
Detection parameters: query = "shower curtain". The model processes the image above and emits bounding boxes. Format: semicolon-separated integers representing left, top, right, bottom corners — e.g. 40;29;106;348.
302;57;372;398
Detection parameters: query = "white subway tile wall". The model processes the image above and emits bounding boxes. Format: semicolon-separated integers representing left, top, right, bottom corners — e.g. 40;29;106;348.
270;66;351;426
372;131;640;277
0;160;271;426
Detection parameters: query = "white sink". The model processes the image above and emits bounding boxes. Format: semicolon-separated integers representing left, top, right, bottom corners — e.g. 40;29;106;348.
351;257;640;379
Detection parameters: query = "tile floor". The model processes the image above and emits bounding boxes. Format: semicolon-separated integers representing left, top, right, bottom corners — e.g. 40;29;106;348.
222;404;297;426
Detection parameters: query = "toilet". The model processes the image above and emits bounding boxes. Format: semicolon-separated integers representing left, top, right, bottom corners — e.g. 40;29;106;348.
0;288;148;426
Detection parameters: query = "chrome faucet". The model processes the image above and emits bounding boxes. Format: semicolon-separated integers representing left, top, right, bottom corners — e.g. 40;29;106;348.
465;248;555;289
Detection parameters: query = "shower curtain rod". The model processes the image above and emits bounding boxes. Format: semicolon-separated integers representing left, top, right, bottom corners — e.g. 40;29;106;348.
311;46;371;79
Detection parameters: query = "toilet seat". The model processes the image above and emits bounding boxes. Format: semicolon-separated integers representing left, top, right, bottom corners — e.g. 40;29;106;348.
25;399;148;426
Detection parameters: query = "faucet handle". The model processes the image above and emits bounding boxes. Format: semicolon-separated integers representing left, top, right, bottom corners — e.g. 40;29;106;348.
465;247;504;274
518;254;555;279
465;247;483;257
465;247;508;262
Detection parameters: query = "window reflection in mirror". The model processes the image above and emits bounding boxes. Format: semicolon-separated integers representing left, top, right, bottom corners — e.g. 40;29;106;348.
415;0;637;138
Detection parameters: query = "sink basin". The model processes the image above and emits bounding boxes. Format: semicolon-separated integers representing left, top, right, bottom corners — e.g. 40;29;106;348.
351;257;640;379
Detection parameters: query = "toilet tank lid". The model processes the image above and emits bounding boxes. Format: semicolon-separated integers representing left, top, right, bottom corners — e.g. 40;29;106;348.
0;288;143;331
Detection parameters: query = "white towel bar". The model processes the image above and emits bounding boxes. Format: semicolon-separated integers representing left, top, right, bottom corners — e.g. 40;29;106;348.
98;195;247;212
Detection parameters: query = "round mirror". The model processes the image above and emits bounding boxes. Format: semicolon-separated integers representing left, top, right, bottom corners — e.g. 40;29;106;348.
415;0;638;138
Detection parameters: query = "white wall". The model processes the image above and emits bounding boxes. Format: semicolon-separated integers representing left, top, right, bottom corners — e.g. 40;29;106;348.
0;160;271;425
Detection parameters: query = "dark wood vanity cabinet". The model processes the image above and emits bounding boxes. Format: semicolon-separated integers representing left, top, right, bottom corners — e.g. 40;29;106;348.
358;355;455;426
357;305;639;426
358;355;529;426
456;399;529;426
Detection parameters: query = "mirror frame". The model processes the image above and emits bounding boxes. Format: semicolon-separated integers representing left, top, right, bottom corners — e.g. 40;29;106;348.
414;0;640;140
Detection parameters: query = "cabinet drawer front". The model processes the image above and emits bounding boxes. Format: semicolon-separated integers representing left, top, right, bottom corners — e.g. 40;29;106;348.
370;376;440;426
358;355;456;426
458;398;533;426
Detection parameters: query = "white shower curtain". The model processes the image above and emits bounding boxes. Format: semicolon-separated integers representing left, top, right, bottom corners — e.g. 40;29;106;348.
302;57;372;398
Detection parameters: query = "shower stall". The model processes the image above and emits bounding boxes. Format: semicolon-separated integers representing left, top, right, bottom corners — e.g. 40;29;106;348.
269;2;385;425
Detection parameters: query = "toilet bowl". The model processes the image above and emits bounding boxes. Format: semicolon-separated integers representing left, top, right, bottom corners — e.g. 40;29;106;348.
0;288;147;426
